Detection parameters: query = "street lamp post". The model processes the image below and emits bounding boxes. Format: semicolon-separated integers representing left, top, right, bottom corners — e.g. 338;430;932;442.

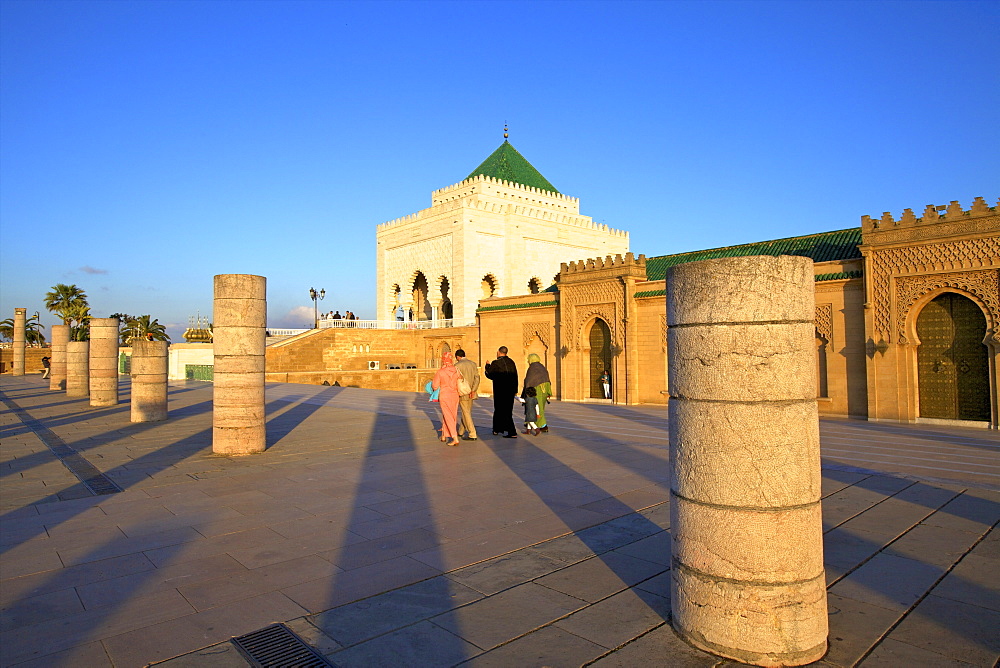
309;287;326;328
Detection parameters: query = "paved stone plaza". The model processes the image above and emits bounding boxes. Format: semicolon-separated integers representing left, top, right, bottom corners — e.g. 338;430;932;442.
1;375;998;667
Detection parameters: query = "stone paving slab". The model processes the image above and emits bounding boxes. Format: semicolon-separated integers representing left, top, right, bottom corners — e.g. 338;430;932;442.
1;375;999;667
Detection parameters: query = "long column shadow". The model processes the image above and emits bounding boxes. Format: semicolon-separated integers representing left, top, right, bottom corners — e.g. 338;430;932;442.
546;404;1000;658
301;395;477;665
0;383;331;665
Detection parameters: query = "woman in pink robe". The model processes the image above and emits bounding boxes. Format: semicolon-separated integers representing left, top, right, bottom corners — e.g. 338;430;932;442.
432;351;461;446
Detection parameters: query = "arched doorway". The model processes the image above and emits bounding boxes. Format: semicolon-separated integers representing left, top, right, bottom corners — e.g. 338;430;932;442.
588;319;612;399
916;292;990;421
439;277;453;320
412;272;431;321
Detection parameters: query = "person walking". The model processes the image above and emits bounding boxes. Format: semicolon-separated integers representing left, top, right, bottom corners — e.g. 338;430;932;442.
454;349;480;441
432;351;462;446
522;353;552;433
600;369;611;399
41;356;51;379
485;346;518;438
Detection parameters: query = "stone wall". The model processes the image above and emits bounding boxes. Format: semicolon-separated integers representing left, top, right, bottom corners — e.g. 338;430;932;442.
265;326;478;374
814;259;868;417
265;369;436;393
0;347;50;374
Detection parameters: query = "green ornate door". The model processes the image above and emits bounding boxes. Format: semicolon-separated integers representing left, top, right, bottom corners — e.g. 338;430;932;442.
916;293;990;421
589;319;612;399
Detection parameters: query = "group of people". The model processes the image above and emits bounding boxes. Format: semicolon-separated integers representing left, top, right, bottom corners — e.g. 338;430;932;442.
429;346;551;446
323;310;358;324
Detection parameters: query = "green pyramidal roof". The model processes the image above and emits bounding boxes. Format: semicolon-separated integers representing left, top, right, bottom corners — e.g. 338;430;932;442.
465;141;560;194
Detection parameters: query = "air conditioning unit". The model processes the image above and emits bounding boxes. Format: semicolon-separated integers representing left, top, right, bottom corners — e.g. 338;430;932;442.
368;361;380;370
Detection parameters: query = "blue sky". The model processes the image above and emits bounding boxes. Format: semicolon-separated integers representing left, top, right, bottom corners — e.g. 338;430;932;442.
2;0;997;341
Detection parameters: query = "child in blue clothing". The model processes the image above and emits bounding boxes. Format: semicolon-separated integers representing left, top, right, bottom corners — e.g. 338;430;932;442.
521;385;540;436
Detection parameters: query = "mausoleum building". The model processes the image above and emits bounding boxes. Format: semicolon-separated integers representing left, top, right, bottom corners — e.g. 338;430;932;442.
265;141;1000;429
375;140;629;324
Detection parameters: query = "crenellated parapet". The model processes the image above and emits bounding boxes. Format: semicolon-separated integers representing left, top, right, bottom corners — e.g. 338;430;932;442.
861;197;997;234
431;174;580;206
559;253;647;284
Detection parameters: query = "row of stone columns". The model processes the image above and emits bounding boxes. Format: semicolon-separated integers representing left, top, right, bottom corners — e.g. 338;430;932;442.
12;262;824;666
9;272;267;444
11;311;168;423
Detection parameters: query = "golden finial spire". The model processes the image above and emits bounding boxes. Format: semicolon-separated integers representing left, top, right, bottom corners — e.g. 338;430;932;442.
503;122;508;140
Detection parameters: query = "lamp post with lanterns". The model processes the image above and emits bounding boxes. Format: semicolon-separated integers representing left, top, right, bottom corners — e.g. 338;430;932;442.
309;287;326;328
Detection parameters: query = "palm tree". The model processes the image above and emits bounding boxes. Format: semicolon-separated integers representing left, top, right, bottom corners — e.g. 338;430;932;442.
0;313;46;345
64;303;91;341
110;313;136;345
44;284;88;325
122;315;170;344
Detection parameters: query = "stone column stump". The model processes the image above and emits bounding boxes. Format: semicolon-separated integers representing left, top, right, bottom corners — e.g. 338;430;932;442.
12;308;26;376
213;274;267;455
89;317;120;407
667;255;827;667
131;339;168;422
50;324;70;390
65;341;90;398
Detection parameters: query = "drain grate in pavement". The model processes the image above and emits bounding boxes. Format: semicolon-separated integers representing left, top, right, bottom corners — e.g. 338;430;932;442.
231;624;333;668
0;390;122;496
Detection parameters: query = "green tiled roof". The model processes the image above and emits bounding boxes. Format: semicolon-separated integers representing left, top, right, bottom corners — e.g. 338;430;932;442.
466;141;560;194
477;300;557;313
815;270;864;282
645;228;863;281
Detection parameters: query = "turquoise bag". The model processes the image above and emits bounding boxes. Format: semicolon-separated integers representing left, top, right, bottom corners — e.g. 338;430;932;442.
425;380;440;402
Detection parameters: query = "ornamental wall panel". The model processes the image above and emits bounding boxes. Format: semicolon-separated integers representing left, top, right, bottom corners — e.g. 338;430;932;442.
866;236;1000;342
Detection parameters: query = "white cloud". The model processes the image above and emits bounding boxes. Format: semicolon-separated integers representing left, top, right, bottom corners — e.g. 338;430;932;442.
269;305;315;329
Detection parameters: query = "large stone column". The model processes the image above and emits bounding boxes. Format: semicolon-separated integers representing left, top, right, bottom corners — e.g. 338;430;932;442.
12;308;26;376
213;274;266;454
131;339;168;422
49;325;70;390
89;317;120;407
667;255;827;666
65;340;90;398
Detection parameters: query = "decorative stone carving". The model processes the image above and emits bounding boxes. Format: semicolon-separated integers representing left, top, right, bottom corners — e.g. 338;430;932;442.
867;237;1000;340
815;304;834;344
522;321;552;348
895;269;1000;344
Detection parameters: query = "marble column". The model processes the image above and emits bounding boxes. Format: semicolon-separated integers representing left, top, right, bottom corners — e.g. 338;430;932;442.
12;308;26;376
66;340;90;398
667;255;827;666
131;339;168;422
213;274;266;455
89;317;120;407
49;325;70;390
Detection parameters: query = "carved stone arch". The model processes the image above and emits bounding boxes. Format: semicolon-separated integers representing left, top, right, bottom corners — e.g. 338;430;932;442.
406;269;427;292
481;273;499;299
433;274;450;305
522;322;552;349
527;276;543;294
898;270;1000;345
576;309;617;351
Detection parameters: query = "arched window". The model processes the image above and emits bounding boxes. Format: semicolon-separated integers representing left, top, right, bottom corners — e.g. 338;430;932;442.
481;275;497;299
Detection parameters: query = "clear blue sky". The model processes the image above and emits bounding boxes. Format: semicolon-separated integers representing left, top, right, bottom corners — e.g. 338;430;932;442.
2;0;997;340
